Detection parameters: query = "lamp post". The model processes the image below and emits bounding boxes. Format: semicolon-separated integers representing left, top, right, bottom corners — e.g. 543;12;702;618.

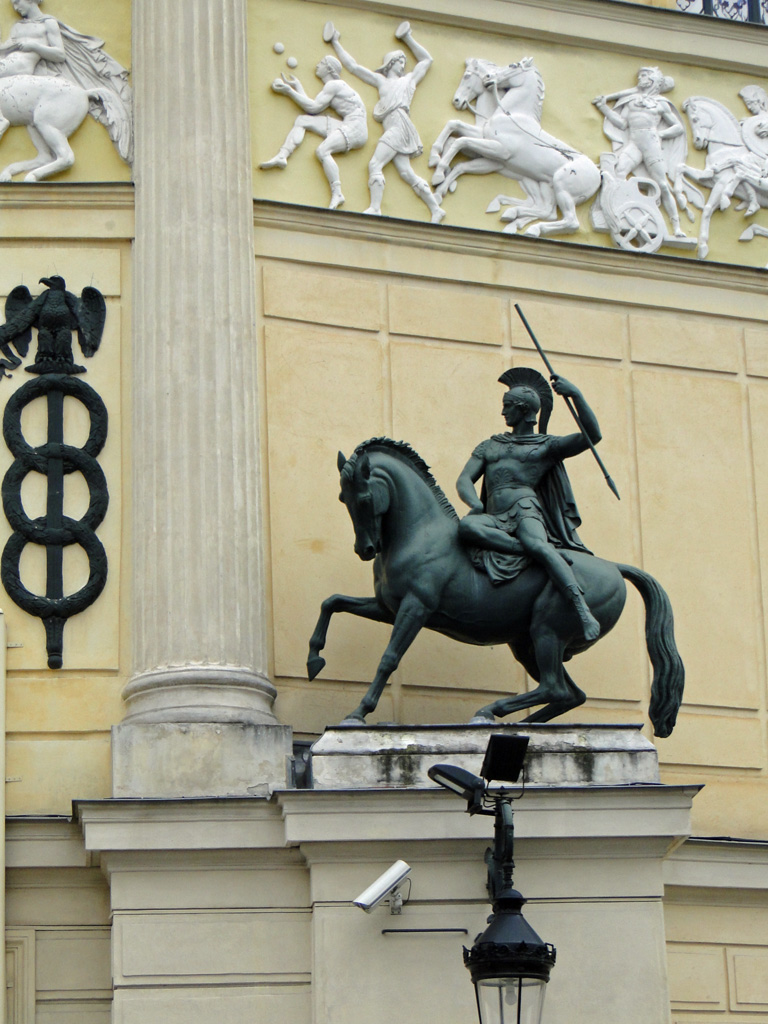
429;735;556;1024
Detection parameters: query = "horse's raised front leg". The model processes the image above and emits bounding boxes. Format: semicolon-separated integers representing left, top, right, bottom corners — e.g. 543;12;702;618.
434;156;506;201
429;120;479;168
698;193;719;260
307;595;394;681
432;133;500;186
343;591;431;724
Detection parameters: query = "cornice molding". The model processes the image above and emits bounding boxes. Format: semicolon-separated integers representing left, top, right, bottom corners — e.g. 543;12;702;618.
0;182;133;210
253;200;768;320
298;0;768;74
0;183;134;240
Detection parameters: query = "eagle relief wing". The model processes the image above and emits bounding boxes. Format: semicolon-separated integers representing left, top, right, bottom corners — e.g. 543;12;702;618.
40;22;133;163
0;286;34;357
76;287;106;358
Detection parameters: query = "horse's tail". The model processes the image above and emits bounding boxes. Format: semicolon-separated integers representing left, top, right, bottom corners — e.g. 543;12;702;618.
617;563;684;738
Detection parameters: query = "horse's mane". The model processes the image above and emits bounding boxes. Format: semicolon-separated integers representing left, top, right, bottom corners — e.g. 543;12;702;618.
684;95;742;136
496;59;544;121
348;437;459;522
462;58;544;121
465;57;504;80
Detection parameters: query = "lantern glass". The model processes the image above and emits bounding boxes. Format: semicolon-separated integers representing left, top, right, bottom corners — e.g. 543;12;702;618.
475;976;547;1024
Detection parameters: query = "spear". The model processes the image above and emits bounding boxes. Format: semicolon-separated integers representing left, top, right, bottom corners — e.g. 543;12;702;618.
514;303;621;501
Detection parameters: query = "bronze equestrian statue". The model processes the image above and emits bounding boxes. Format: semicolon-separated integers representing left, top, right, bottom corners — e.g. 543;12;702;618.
307;368;683;734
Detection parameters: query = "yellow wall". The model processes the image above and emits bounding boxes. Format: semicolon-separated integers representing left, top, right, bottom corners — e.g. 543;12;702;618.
0;2;133;813
0;1;131;183
3;0;768;844
0;191;133;814
251;0;768;267
255;201;768;840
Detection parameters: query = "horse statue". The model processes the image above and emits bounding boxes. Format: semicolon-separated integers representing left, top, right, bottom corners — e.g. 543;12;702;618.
0;75;95;182
681;95;768;259
428;57;600;236
307;438;684;732
427;57;510;182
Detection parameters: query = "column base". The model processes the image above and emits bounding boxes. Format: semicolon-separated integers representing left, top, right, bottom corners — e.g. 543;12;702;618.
121;666;279;725
112;720;293;798
114;667;291;797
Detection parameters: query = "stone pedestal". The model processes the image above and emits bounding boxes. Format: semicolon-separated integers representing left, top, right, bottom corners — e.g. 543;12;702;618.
311;722;661;789
112;722;293;798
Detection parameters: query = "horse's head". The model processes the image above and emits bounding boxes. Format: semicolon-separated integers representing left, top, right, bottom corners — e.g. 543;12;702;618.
453;58;499;110
337;450;389;561
683;98;712;151
493;56;536;90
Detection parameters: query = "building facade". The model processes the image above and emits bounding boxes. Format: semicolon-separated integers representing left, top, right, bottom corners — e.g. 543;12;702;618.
1;0;768;1021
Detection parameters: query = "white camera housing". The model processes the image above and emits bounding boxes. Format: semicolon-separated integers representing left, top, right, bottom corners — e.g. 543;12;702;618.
353;860;411;913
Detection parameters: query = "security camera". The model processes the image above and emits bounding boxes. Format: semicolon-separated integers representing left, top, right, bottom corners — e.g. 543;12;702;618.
353;860;411;914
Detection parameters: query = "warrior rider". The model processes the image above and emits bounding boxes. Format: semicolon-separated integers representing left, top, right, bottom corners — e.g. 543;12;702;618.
456;368;601;641
593;67;687;238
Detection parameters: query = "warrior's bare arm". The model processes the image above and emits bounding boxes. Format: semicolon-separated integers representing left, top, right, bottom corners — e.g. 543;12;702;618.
659;106;684;139
399;26;433;86
329;29;381;88
273;77;339;115
592;95;628;132
457;455;485;512
17;17;65;63
549;377;602;459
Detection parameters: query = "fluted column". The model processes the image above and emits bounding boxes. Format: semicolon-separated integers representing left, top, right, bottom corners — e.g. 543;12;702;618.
123;0;276;730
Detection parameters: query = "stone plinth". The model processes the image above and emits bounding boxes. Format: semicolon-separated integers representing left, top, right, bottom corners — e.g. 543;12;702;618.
112;722;293;798
311;723;660;789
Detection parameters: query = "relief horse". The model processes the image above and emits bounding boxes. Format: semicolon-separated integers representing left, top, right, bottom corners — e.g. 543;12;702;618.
429;58;600;236
307;439;684;732
0;74;95;182
681;95;768;259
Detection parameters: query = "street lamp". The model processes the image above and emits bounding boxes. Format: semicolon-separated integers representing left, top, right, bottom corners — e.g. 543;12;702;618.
428;735;556;1024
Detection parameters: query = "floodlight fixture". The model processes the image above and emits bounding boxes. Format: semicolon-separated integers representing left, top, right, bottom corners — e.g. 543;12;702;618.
428;763;486;814
480;734;530;784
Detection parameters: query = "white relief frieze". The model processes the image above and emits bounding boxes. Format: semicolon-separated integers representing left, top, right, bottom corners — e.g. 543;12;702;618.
681;87;768;261
430;57;600;238
0;0;132;182
260;56;368;210
591;67;697;254
256;13;768;266
325;20;445;223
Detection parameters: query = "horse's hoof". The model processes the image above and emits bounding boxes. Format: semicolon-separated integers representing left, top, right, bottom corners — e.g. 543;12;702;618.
427;152;438;168
524;224;542;238
698;242;709;260
486;197;502;213
469;712;496;725
0;172;11;183
339;714;365;726
307;655;326;680
431;170;445;187
448;181;457;194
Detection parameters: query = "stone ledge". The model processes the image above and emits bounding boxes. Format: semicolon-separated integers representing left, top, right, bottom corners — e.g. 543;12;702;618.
311;723;660;790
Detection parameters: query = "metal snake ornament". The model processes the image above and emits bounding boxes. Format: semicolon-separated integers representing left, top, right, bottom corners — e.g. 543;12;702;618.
1;373;109;669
